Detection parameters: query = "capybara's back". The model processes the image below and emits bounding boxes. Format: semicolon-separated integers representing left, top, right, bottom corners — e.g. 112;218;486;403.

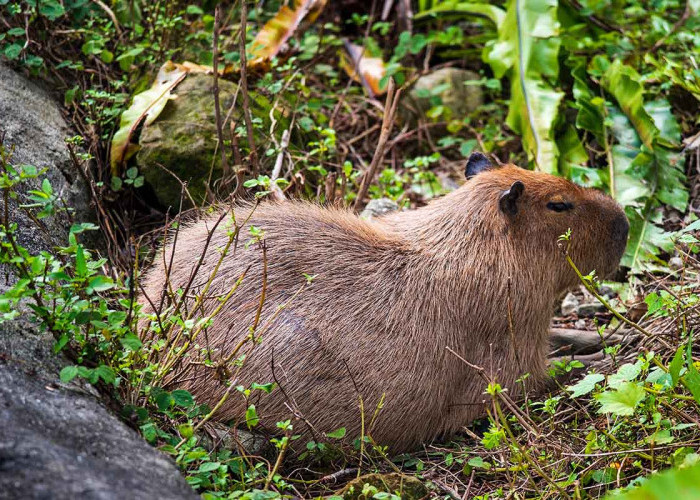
140;154;629;452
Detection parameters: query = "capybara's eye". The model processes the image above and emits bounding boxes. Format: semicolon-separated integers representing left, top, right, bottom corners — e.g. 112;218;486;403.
546;201;574;212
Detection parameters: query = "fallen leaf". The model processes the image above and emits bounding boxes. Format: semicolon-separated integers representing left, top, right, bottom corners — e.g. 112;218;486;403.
248;0;327;70
340;39;387;97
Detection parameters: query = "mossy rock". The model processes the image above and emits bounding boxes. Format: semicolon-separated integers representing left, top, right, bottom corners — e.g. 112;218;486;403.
136;73;291;210
400;68;483;130
337;473;429;500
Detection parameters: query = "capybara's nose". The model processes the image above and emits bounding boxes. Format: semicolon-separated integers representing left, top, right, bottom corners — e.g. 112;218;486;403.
611;214;629;244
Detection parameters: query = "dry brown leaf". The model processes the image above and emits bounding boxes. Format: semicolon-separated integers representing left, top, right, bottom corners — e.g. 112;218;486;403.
340;39;388;97
248;0;327;70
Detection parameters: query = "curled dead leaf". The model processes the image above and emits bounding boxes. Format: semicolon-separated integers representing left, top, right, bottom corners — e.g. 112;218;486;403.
340;39;388;97
248;0;327;70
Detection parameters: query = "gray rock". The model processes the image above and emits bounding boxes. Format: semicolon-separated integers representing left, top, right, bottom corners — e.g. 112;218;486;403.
576;302;606;317
669;256;684;270
360;198;399;219
560;292;579;316
200;423;270;456
0;64;196;500
401;68;483;127
0;63;92;259
599;285;615;298
574;319;587;330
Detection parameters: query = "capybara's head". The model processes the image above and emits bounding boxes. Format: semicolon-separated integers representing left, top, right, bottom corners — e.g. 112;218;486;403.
461;153;628;288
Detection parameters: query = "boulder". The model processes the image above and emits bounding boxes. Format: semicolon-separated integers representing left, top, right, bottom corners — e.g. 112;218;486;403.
401;68;483;127
0;63;196;500
136;73;290;210
560;292;579;316
360;198;399;219
0;62;91;254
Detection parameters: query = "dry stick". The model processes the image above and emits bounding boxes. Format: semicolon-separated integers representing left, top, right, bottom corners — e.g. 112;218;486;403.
269;128;291;201
353;79;401;212
238;0;259;177
212;5;231;191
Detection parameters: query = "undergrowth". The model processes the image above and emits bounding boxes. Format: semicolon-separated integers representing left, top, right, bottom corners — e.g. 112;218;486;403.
2;0;700;498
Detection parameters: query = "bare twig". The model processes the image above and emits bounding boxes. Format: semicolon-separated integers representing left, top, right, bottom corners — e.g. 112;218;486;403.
353;79;401;212
238;0;259;177
269;128;291;202
212;5;231;189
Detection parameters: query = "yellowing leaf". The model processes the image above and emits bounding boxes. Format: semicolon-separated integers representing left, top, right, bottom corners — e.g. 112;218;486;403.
109;61;212;174
248;0;327;69
340;40;387;97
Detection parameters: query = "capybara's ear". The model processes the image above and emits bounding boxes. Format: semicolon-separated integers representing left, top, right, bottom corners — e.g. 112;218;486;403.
499;181;524;216
465;152;493;179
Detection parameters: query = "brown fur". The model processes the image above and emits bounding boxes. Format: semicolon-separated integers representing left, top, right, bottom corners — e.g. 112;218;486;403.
139;164;628;453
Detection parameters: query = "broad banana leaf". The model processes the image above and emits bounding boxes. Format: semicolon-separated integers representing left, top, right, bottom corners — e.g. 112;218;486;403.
484;0;564;173
414;1;506;26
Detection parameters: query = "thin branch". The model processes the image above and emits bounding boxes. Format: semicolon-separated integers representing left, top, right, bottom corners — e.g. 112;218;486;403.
353;78;401;212
213;5;231;189
238;0;259;177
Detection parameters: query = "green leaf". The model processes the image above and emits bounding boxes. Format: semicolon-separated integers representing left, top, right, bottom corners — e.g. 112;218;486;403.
669;346;684;389
38;0;66;20
568;373;605;398
646;429;674;445
120;334;143;351
6;27;26;37
41;178;53;196
595;382;646;416
683;333;700;405
414;2;506;26
178;423;193;439
59;365;79;383
622;206;674;273
141;422;158;443
171;389;194;407
601;59;658;150
250;382;275;393
75;245;87;276
468;456;490;469
606;463;700;500
110;176;123;191
155;391;173;411
245;404;259;429
3;43;22;60
645;99;681;147
198;461;221;473
608;361;642;389
110;62;191;173
87;275;114;294
483;0;564;173
95;365;116;384
326;427;346;439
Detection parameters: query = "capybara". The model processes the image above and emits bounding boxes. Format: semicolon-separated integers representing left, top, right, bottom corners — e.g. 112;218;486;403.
140;153;629;452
